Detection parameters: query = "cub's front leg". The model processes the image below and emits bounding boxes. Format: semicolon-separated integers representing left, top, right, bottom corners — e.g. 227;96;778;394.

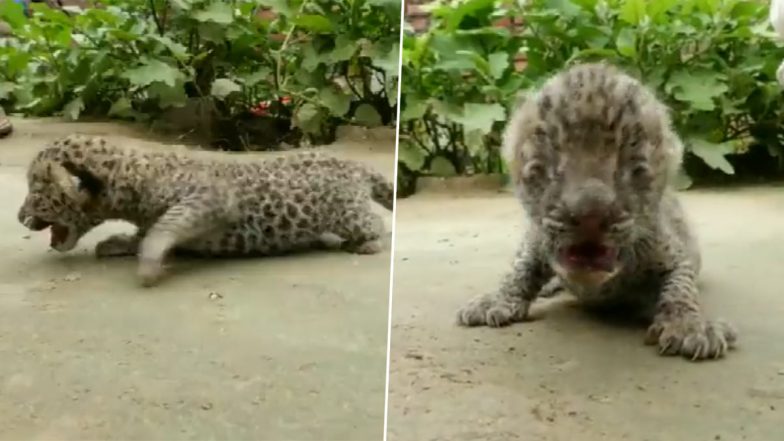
645;258;737;360
138;191;233;287
457;234;550;327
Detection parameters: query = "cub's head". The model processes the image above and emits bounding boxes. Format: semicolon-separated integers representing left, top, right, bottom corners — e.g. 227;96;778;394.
503;62;683;288
17;146;104;252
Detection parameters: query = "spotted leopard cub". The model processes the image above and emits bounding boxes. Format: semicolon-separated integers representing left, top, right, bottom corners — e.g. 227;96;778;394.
18;134;393;287
457;62;737;360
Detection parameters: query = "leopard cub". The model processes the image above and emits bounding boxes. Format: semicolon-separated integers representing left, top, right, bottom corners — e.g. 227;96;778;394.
457;62;737;361
18;135;393;286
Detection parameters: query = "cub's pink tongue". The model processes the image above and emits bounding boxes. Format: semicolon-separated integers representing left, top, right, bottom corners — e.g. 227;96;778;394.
50;224;69;247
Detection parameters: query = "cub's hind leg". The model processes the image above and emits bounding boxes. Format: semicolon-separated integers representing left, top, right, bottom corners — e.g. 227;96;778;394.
328;197;385;255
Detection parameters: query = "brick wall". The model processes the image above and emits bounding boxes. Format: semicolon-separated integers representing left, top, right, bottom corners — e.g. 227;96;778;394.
404;0;526;70
404;0;523;33
405;0;431;33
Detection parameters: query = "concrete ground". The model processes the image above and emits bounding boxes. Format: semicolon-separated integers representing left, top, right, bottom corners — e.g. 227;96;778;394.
0;119;394;440
388;186;784;441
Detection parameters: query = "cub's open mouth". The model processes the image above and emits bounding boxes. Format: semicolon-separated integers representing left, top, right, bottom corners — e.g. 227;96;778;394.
559;241;618;272
22;216;71;248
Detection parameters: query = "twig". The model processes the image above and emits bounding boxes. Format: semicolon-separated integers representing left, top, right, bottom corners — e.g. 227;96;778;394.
148;0;165;36
275;0;310;91
344;73;363;98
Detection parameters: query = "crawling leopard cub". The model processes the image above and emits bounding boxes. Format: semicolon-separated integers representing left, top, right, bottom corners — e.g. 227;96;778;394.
18;134;393;287
457;62;737;360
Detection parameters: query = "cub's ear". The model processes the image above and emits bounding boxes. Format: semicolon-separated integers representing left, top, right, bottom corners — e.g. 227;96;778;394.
48;161;103;202
61;161;103;196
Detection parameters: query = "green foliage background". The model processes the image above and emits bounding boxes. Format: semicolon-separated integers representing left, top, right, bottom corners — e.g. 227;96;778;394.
0;0;401;147
398;0;784;195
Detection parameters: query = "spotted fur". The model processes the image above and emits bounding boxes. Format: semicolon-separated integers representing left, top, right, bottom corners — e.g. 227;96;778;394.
18;134;393;286
456;62;736;360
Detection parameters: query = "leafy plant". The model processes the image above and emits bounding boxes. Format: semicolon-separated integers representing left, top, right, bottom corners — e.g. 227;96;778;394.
0;0;401;148
399;0;784;192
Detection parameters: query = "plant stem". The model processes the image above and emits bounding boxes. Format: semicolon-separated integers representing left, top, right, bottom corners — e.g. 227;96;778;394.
275;0;310;92
148;0;165;36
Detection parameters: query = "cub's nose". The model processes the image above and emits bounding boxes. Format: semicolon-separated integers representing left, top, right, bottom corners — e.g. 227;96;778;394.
571;213;609;239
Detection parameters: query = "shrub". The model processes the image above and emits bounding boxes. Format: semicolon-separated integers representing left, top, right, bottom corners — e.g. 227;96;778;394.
0;0;401;148
398;0;784;194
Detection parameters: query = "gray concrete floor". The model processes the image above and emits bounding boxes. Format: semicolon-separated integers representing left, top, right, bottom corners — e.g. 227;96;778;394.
0;119;394;440
388;187;784;441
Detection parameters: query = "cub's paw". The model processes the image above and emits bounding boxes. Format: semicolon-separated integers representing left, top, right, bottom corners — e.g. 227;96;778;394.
645;315;737;360
137;258;166;288
95;234;139;258
456;294;530;328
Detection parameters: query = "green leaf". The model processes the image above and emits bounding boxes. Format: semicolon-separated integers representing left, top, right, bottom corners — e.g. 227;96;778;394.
123;60;183;87
294;15;334;33
293;103;324;134
437;0;495;32
692;0;721;14
450;103;506;134
148;82;188;108
429;156;456;177
197;22;226;41
193;2;234;24
63;97;84;121
0;0;26;29
567;48;620;64
302;43;329;72
688;138;735;175
108;97;134;118
433;55;475;72
354;104;382;127
170;0;193;9
571;0;599;9
619;0;646;24
210;78;241;99
464;129;485;152
488;52;509;79
4;51;30;77
457;50;490;76
666;70;728;111
240;69;272;86
151;35;189;60
319;87;351;116
398;140;426;171
373;43;400;75
430;100;463;121
647;0;678;22
615;28;636;57
367;0;402;8
329;35;359;63
400;99;427;121
0;81;15;100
